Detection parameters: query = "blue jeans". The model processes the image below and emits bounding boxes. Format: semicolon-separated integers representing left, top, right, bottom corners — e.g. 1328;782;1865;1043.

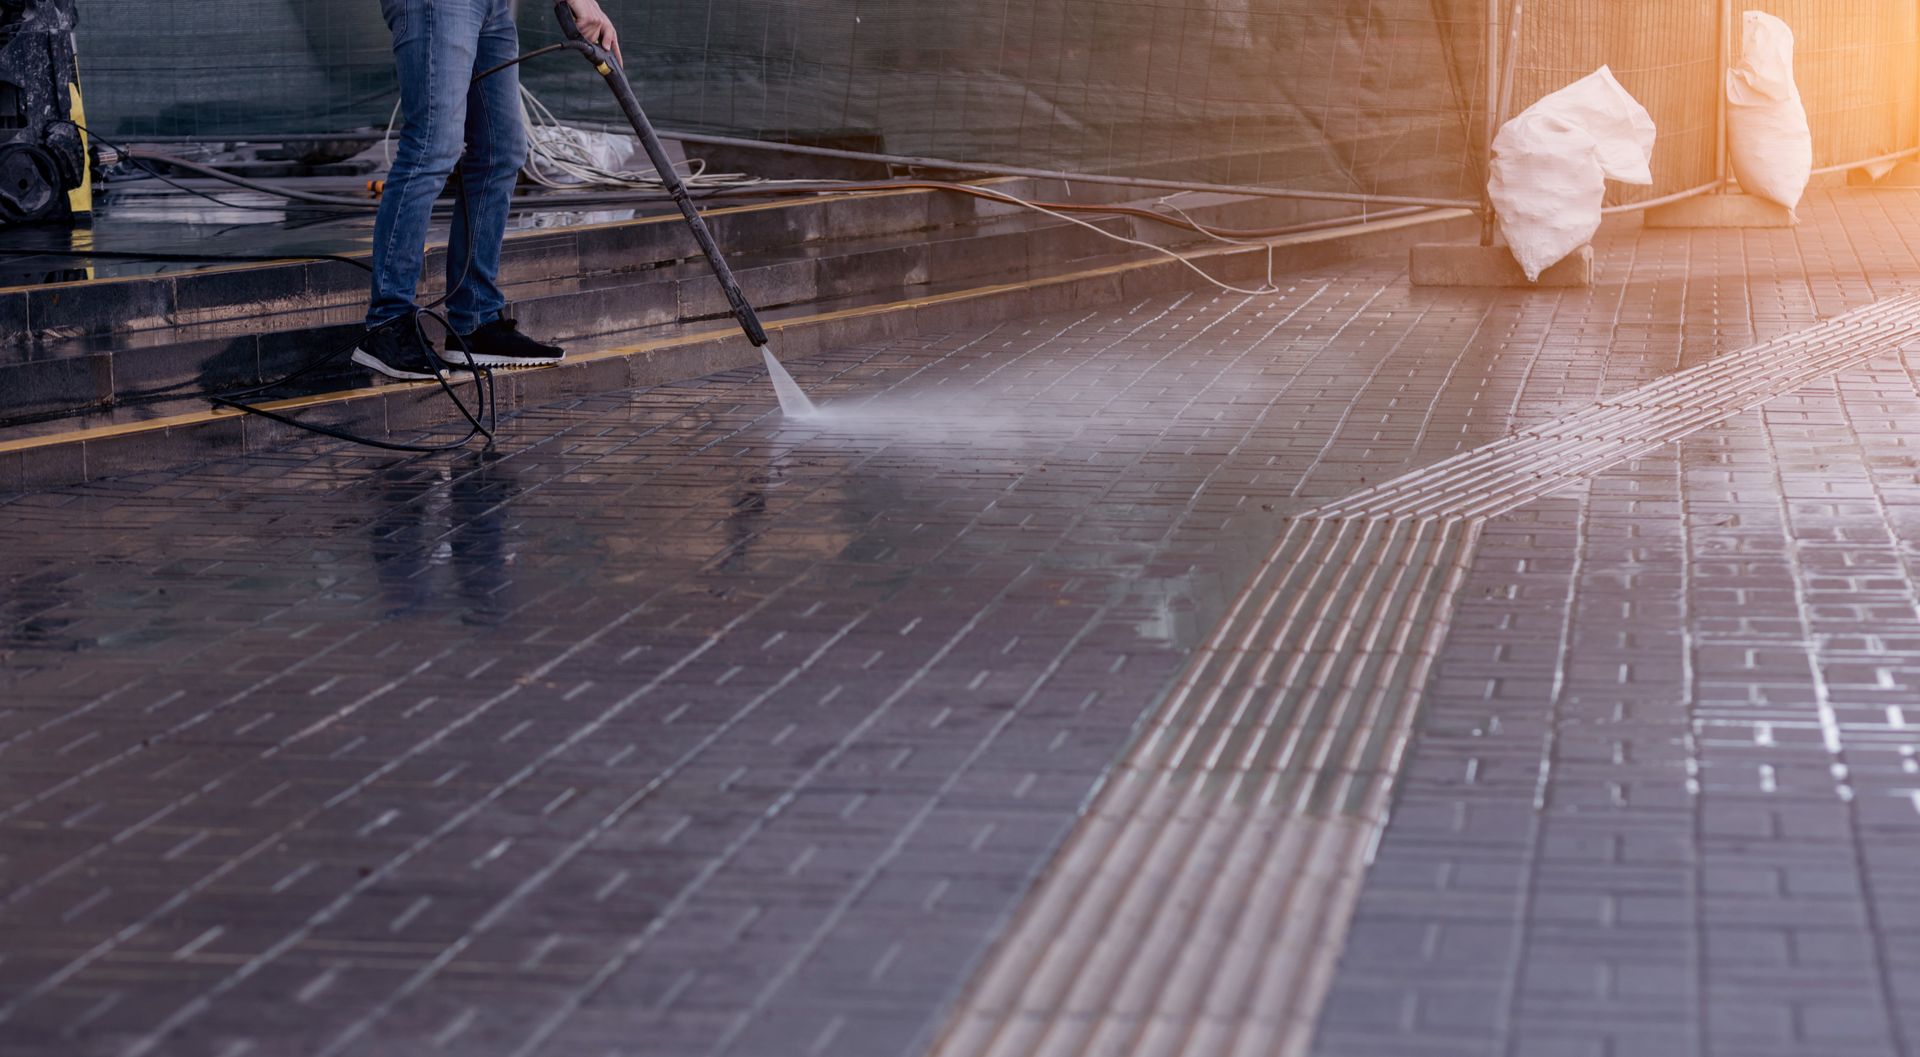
369;0;528;335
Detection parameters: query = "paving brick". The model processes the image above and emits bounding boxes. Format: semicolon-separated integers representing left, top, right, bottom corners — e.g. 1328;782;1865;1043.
0;262;1589;1056
1314;189;1920;1057
13;188;1920;1057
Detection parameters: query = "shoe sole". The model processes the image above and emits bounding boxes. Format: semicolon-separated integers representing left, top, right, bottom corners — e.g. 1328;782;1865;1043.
440;351;568;369
352;348;471;382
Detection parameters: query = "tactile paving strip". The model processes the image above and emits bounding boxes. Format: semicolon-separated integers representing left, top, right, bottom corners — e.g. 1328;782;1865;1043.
1320;292;1920;521
926;292;1920;1057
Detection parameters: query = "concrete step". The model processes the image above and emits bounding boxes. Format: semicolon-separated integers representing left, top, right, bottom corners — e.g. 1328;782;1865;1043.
0;177;1377;351
0;205;1162;427
0;178;1091;348
0;206;1478;490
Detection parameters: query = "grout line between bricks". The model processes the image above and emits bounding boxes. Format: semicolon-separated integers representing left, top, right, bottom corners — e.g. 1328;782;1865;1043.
924;289;1920;1057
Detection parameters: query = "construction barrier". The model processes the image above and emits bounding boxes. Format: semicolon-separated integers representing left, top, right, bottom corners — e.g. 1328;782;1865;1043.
71;2;1920;213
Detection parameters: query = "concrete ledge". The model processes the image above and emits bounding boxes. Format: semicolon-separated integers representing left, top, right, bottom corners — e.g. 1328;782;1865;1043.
1643;193;1796;229
1410;243;1593;288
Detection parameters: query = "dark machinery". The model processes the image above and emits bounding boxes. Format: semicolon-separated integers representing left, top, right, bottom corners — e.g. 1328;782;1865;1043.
0;0;87;224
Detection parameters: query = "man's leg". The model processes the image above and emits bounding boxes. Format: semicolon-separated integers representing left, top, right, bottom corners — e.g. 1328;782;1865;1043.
366;0;483;335
443;0;526;337
440;0;567;369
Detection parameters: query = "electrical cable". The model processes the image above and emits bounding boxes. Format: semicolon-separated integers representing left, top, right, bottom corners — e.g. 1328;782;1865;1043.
200;146;503;452
742;180;1433;240
0;246;374;270
0;48;553;448
176;31;657;451
92;109;1420;242
98;146;1425;246
115;146;765;212
50;119;372;216
207;310;496;455
20;170;1411;416
511;87;836;194
626;128;1486;211
88;144;327;215
944;182;1283;297
122;126;1481;212
92;105;1425;247
107;144;378;210
34;70;551;450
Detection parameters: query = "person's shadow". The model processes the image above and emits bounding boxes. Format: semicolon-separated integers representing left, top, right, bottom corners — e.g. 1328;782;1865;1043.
367;450;522;625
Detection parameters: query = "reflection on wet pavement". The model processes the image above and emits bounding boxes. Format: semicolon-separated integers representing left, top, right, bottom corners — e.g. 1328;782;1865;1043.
366;452;522;624
9;189;1920;1056
2;277;1519;1055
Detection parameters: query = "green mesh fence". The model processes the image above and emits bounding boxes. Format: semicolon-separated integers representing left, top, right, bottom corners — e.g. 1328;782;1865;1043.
1509;1;1721;207
514;0;1491;201
1508;1;1920;206
76;0;1491;202
1755;0;1920;172
69;2;1920;206
75;4;397;137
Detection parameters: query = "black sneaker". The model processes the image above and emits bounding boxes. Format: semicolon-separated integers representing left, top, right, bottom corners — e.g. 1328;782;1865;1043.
445;318;565;370
353;315;469;381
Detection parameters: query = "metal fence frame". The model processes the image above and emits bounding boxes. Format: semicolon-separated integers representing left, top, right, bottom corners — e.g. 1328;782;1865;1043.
1489;0;1920;225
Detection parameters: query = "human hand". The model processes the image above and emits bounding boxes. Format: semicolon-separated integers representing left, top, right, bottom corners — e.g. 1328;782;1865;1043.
562;0;622;65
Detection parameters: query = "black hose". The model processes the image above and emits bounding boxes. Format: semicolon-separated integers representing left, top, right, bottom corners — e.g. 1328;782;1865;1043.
0;247;373;270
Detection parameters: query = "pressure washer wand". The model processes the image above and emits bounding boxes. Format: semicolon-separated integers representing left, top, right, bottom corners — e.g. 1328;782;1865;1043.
553;2;769;348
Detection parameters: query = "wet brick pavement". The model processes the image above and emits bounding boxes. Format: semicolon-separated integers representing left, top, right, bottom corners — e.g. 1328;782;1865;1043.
1311;198;1920;1057
6;190;1920;1056
1310;372;1920;1055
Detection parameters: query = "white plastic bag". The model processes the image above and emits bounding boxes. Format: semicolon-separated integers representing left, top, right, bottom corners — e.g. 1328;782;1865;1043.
1488;112;1606;282
1488;66;1657;281
1727;11;1812;215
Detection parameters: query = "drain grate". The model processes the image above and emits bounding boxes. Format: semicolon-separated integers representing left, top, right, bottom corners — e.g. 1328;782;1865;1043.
926;293;1920;1057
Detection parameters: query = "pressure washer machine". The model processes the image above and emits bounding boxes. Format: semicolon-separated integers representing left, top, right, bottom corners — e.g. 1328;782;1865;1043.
0;0;88;225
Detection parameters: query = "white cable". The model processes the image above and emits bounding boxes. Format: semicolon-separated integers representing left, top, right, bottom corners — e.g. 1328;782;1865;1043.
380;89;824;193
516;87;834;193
956;184;1283;296
383;99;401;170
1152;191;1281;292
381;90;1297;296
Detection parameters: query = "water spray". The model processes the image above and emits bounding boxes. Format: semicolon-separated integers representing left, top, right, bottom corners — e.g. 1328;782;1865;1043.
550;2;815;417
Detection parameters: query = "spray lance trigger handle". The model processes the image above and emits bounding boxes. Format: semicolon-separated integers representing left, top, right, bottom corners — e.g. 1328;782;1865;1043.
552;1;583;40
552;2;616;71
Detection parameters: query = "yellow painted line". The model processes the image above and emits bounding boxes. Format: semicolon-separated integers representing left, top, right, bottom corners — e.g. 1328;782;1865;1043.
0;208;1468;458
0;179;1020;296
